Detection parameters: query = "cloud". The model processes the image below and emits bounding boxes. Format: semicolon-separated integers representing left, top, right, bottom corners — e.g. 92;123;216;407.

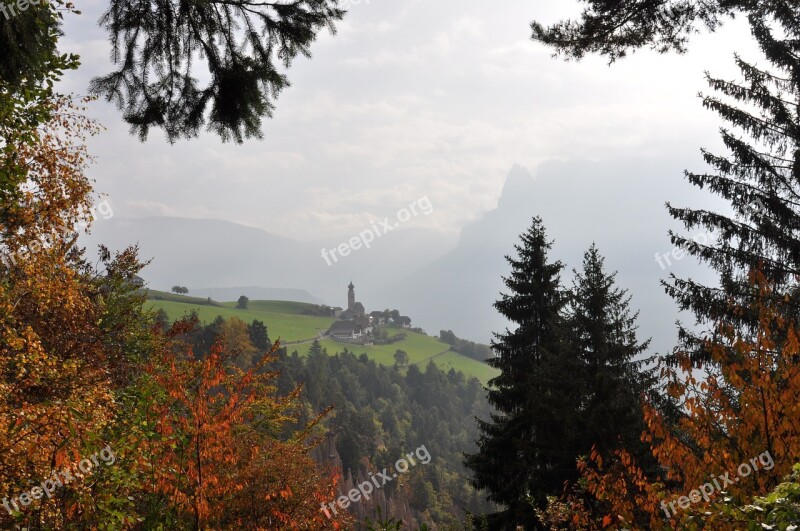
57;0;754;242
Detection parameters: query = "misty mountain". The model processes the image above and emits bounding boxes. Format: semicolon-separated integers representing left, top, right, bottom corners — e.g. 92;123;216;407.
377;161;721;353
83;160;720;356
187;287;324;305
81;216;457;308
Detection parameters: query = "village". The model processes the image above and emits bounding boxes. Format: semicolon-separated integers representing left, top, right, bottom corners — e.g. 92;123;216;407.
325;282;412;344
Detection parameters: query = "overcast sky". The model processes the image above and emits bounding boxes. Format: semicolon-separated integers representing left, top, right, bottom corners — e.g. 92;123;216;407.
59;0;757;242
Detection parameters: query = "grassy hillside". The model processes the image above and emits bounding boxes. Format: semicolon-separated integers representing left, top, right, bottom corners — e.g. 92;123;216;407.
317;332;498;383
147;300;335;343
317;326;447;366
148;298;499;384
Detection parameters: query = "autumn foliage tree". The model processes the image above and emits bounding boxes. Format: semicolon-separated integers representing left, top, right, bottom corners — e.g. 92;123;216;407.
577;270;798;530
126;318;351;529
0;90;350;530
0;94;102;525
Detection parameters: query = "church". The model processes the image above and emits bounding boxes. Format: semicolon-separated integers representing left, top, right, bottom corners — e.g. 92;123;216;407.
327;282;372;340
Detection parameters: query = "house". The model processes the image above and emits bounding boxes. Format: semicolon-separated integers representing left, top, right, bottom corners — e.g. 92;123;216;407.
354;316;372;334
395;316;412;328
328;320;364;339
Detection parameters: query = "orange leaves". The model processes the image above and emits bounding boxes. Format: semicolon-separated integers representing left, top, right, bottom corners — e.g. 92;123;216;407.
138;325;353;529
0;91;349;529
590;446;604;469
579;270;800;529
0;95;121;529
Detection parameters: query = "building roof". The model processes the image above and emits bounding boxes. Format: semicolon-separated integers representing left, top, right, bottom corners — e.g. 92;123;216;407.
329;321;361;334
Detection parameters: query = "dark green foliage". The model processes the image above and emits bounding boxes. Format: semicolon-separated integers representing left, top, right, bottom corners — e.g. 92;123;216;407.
465;217;575;529
248;319;270;352
371;327;406;345
664;3;800;365
393;349;409;367
439;330;493;362
363;506;431;531
568;244;656;459
0;0;75;90
150;315;495;526
89;0;345;142
299;304;337;316
192;314;226;356
465;222;656;528
439;330;457;345
154;308;169;332
236;295;249;309
531;0;745;62
0;0;79;220
273;341;495;527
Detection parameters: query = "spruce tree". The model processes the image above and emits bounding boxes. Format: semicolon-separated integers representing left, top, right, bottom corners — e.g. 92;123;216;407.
465;217;579;529
531;0;747;62
664;4;800;365
568;244;656;464
90;0;344;142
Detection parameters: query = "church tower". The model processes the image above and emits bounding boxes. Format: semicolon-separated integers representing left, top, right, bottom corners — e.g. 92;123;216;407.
347;281;355;311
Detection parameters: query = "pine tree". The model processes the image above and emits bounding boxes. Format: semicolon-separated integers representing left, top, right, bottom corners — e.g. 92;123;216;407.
568;244;656;465
89;0;344;142
530;0;747;62
248;319;271;352
465;217;578;529
664;4;800;366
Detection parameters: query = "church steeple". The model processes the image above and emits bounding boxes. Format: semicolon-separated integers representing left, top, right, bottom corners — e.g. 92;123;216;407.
347;281;355;311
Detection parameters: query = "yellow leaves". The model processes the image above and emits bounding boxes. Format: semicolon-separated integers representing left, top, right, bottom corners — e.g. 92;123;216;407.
0;95;122;529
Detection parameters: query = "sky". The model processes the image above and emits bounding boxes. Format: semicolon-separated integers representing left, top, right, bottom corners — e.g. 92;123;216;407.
58;0;760;242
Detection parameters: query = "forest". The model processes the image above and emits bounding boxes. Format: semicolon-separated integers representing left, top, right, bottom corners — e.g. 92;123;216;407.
3;0;800;529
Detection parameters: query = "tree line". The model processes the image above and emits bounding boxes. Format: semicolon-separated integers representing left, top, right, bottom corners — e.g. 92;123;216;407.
462;1;800;529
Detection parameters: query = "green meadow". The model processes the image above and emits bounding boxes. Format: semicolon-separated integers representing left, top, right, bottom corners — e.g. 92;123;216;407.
147;293;498;384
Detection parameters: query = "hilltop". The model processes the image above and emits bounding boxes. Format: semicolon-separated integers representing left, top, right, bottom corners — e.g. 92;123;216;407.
145;290;498;384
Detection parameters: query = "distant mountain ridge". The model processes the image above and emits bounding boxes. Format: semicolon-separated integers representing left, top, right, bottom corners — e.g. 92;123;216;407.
81;215;456;308
84;159;717;353
187;287;324;305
